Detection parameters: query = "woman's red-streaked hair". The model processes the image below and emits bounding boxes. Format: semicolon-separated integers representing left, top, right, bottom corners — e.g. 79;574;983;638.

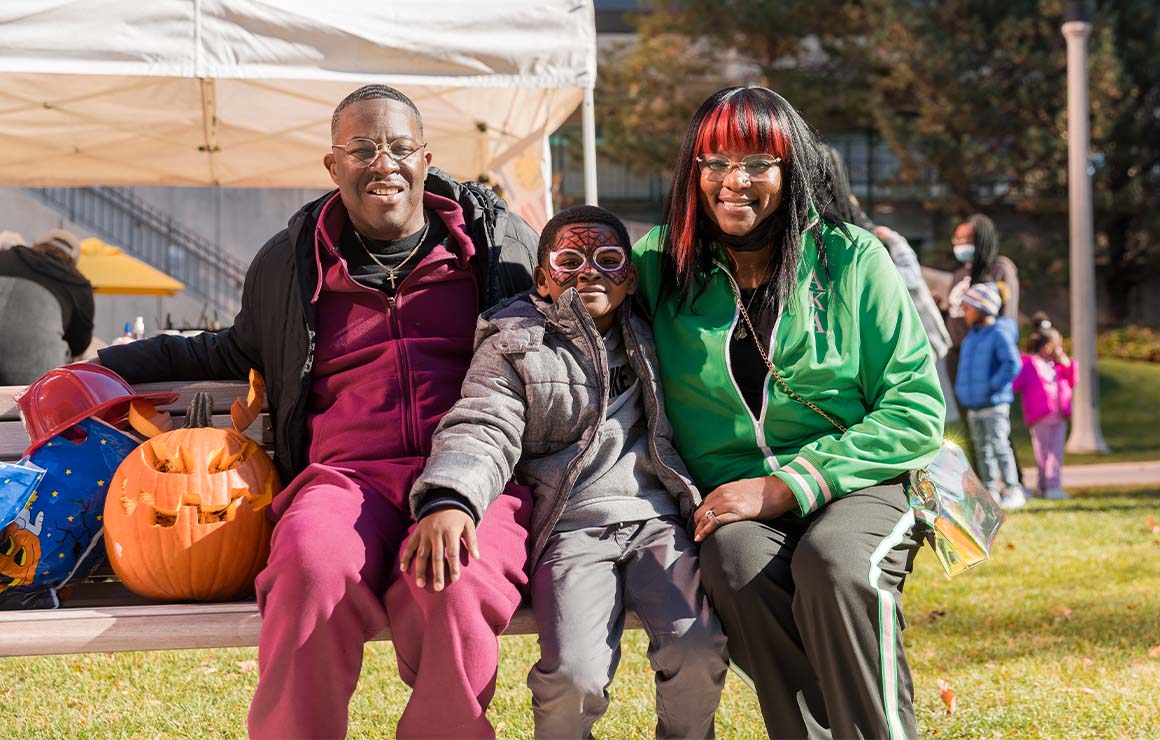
660;86;829;313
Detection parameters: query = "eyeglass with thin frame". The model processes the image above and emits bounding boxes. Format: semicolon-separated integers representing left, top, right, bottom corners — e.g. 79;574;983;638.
332;137;427;167
697;154;782;182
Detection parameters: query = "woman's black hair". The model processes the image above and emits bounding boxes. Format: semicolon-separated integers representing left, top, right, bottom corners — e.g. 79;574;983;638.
819;143;874;231
660;86;831;318
965;213;1000;284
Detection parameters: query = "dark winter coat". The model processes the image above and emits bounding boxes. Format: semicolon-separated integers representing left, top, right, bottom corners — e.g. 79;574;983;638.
0;245;94;357
98;168;538;485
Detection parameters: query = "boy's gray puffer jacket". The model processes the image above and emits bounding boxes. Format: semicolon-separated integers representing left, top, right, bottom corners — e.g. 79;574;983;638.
411;289;700;567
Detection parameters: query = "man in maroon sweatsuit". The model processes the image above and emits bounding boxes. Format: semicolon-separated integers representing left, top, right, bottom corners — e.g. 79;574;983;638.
98;85;539;738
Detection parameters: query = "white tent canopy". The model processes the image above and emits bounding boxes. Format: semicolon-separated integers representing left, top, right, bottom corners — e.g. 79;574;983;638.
0;0;596;204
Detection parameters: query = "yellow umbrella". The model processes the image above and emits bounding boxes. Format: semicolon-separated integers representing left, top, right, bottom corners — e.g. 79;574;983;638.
76;238;184;296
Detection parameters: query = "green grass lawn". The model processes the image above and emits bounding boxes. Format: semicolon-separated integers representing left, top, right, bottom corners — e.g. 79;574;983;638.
3;358;1157;738
4;487;1159;739
948;358;1160;466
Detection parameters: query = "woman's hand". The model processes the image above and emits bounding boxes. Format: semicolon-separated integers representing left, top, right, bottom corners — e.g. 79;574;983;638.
399;509;480;591
693;475;798;542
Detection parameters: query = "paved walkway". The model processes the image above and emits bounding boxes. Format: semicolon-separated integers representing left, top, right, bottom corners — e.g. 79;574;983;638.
1022;460;1160;490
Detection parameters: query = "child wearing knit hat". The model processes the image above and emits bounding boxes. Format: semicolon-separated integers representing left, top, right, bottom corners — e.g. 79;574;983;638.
954;281;1025;509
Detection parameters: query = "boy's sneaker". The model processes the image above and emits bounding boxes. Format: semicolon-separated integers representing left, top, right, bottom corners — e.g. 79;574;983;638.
998;486;1027;510
1043;487;1071;500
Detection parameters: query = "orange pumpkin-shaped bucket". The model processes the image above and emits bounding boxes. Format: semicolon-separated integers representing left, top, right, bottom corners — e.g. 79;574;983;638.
104;371;278;601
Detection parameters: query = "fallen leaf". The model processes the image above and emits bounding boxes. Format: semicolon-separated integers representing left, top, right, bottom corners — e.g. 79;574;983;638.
926;609;948;622
1079;687;1096;695
1052;606;1074;620
1006;542;1017;550
1147;516;1159;535
237;659;257;673
1148;646;1160;659
936;679;957;714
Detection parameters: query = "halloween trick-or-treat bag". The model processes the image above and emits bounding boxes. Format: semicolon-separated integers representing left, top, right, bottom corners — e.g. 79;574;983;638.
0;460;47;592
3;363;176;609
0;417;142;609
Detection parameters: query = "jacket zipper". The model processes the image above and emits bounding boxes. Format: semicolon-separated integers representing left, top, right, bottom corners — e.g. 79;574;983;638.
716;263;781;472
534;297;609;563
622;315;698;514
387;244;461;457
388;288;418;455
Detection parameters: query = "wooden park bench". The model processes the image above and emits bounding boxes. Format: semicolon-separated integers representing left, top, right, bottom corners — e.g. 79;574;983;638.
0;379;609;658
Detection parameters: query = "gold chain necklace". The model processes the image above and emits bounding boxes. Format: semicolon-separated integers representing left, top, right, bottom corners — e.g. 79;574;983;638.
732;267;771;340
352;221;430;290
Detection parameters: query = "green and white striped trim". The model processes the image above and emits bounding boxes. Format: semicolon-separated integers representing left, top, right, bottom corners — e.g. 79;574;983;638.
867;508;916;740
774;455;833;515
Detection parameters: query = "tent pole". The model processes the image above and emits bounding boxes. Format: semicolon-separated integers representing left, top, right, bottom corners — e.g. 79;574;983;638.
582;87;598;206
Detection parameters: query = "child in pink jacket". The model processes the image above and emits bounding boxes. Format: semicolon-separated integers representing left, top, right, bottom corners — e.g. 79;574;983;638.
1012;316;1077;499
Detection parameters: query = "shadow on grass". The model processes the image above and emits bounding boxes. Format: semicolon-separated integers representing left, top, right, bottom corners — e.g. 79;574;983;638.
909;590;1160;665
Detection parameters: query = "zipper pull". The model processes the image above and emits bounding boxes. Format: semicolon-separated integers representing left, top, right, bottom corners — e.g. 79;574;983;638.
388;295;396;309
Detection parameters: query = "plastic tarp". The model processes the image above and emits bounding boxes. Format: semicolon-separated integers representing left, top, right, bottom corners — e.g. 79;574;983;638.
0;1;595;200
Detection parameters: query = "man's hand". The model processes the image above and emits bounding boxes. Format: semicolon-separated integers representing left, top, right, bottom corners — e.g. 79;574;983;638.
399;509;480;591
693;475;797;542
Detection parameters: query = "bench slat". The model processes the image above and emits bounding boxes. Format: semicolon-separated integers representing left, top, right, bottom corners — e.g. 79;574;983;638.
0;413;268;462
0;604;616;657
0;381;258;422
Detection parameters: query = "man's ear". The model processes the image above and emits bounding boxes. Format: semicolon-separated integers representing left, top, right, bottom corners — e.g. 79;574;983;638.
324;152;339;186
534;266;551;298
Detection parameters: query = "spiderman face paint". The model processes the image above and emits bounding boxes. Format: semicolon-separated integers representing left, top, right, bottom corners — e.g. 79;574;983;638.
535;222;637;334
545;225;631;286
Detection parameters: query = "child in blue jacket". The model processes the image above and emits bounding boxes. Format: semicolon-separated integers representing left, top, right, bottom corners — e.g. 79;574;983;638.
954;282;1025;509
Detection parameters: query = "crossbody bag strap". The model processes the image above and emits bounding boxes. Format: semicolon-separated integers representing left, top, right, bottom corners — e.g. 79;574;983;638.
727;278;848;434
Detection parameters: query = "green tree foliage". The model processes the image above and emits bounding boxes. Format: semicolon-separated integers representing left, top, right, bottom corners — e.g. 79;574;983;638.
597;0;867;176
1089;0;1160;321
599;0;1159;322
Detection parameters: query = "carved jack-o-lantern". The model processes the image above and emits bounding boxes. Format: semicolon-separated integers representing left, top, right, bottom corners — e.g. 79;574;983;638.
0;520;42;592
104;373;279;601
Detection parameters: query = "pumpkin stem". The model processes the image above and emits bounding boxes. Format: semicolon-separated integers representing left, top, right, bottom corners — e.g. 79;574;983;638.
185;392;214;428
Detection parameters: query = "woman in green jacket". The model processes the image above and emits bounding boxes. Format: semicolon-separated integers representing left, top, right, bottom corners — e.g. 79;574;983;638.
633;86;945;739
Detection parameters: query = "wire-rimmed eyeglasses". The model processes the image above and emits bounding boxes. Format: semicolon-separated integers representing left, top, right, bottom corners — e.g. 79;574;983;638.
697;154;782;182
332;137;427;168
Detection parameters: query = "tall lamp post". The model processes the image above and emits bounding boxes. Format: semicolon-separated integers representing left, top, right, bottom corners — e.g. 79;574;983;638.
1062;0;1109;453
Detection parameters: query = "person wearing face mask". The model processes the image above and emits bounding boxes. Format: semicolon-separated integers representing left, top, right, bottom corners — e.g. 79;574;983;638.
942;213;1020;385
632;86;945;739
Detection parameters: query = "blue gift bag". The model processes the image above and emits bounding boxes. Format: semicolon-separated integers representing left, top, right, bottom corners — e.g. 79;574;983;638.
0;459;46;529
0;417;140;609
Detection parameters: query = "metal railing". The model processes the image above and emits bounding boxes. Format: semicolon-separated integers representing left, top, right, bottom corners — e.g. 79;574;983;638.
25;187;247;319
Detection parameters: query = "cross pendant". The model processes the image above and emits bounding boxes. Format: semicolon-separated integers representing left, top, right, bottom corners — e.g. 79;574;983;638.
386;269;398;290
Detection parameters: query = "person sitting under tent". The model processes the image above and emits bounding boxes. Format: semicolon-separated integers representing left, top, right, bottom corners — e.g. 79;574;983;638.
0;228;95;383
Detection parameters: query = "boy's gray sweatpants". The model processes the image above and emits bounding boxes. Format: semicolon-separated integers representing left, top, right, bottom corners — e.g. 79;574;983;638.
527;516;729;739
699;482;924;740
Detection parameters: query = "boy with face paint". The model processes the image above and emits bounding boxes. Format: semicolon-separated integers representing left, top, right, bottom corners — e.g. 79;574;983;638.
408;205;728;738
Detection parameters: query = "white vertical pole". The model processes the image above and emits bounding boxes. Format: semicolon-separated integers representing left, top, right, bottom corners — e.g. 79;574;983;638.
542;133;555;221
582;87;598;206
1062;5;1109;453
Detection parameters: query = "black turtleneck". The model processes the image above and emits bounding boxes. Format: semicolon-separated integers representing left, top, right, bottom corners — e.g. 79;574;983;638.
339;210;447;295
